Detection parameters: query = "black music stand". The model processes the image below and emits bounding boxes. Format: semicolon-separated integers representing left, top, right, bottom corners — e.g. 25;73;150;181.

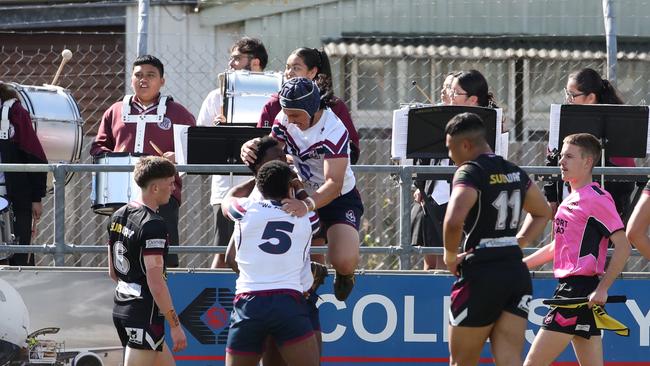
406;105;499;181
552;104;649;185
406;105;499;159
187;126;271;175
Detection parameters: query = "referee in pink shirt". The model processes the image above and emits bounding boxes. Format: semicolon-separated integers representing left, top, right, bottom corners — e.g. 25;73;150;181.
524;133;631;366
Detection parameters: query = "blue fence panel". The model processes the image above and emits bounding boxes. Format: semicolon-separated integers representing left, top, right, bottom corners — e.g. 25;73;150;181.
169;272;650;365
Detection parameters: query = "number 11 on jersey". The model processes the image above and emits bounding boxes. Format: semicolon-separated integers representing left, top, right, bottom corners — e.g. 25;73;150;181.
492;190;521;230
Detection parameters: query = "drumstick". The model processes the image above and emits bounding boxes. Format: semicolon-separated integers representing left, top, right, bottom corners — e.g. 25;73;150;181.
149;141;164;156
218;72;226;123
542;295;627;306
51;49;73;86
411;81;434;105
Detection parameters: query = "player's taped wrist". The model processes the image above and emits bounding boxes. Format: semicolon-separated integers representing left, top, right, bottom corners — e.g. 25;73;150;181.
165;309;180;328
305;197;316;212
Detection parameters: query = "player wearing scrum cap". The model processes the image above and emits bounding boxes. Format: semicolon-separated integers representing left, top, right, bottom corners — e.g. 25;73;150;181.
241;77;363;302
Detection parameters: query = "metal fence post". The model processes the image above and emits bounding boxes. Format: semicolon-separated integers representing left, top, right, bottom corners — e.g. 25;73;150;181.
602;0;618;85
398;165;413;270
53;165;66;266
137;0;149;57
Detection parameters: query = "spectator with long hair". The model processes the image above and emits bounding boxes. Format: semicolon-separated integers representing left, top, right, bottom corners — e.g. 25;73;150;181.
544;68;634;219
257;47;360;164
449;69;497;108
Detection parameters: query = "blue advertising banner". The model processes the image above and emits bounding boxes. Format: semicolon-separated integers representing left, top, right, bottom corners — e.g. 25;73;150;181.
169;272;650;365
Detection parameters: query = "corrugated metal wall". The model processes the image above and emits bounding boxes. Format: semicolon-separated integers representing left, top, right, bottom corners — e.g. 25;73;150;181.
205;0;650;71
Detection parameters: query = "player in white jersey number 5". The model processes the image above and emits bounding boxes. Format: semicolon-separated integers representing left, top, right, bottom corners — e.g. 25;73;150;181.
241;77;363;301
222;160;320;366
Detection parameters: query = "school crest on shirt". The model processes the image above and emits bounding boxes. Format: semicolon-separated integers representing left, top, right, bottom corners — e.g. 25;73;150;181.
158;117;172;130
345;209;356;224
307;149;321;159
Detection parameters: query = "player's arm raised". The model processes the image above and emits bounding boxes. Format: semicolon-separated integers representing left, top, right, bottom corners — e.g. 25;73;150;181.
220;184;244;218
230;177;257;198
516;181;552;248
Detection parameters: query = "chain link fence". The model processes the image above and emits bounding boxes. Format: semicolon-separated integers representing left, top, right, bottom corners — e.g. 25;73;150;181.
2;35;650;270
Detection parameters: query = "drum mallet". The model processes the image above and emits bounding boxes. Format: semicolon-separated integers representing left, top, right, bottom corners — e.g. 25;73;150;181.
51;49;73;86
149;141;165;157
411;81;434;105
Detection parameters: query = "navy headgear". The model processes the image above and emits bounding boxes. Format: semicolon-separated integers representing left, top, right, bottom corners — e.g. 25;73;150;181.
278;77;321;118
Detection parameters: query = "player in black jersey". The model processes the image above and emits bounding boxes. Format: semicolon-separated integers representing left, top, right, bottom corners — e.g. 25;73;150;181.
107;156;187;366
443;113;551;366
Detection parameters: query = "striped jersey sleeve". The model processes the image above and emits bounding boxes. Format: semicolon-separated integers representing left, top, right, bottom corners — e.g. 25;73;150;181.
226;198;248;221
271;119;287;142
322;129;350;159
308;211;320;235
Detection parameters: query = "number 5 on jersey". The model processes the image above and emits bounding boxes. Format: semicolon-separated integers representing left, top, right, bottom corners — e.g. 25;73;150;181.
259;221;294;254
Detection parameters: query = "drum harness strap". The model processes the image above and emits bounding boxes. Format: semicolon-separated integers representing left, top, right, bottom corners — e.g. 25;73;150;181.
0;98;17;141
121;95;168;154
0;98;17;195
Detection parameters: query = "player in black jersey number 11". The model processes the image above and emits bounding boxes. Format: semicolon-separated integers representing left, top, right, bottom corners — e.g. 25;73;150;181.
443;113;552;366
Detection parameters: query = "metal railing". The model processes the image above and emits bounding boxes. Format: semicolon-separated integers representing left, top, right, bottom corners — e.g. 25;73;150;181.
4;43;650;269
2;163;649;269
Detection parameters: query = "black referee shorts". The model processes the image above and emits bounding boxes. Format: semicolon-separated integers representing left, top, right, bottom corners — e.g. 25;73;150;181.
542;276;601;339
